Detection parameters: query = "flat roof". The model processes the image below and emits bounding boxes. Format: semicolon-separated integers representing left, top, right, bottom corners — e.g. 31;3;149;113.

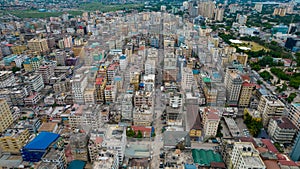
24;132;59;150
192;149;223;166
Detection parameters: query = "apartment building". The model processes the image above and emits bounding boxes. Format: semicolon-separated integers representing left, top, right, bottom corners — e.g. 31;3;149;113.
24;73;44;92
268;117;297;144
69;104;102;129
41;148;67;169
101;125;127;164
238;82;255;108
144;59;156;75
0;71;16;88
38;65;54;84
119;93;133;123
143;74;155;92
95;77;107;103
286;103;300;130
166;106;182;126
181;67;194;91
225;69;242;106
257;95;285;127
133;105;153;126
0;99;14;132
168;92;183;108
202;107;220;138
134;90;153;107
69;133;89;161
71;69;88;104
27;38;49;54
104;85;116;104
0;128;30;154
229;142;266;169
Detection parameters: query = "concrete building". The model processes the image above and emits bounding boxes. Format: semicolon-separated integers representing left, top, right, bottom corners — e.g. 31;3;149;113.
0;71;16;88
214;7;225;21
95;77;107;104
181;67;194;91
0;128;30;154
39;65;54;84
163;52;177;82
69;133;88;161
0;99;14;132
286;103;300;130
267;117;297;144
143;74;155;92
166;106;182;126
84;87;96;105
290;132;300;162
27;38;49;54
144;59;156;75
169;92;183;108
257;95;285;127
238;82;255;108
119;55;128;71
71;68;89;104
104;85;116;104
198;1;215;19
202;107;220;138
237;14;247;25
24;73;44;92
102;125;127;164
119;93;133;123
24;92;42;106
133;105;153;126
224;69;242;106
229;142;265;169
134;90;153;107
254;3;263;13
41;148;67;169
69;104;102;129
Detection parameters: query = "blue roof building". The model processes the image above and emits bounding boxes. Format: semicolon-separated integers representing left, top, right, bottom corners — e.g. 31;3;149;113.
21;132;60;162
67;160;86;169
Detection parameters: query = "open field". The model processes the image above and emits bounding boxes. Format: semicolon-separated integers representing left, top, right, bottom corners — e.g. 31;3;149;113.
241;41;270;52
79;2;144;12
6;10;83;18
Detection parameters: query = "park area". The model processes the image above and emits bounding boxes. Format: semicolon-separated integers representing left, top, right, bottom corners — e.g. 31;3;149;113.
241;41;269;52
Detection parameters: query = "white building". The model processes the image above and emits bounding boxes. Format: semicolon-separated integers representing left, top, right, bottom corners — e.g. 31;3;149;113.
286;103;300;130
169;92;183;108
224;68;242;106
119;55;128;71
267;117;297;144
145;59;156;75
237;14;247;25
230;142;265;169
71;68;89;104
0;71;16;88
202;107;220;138
69;104;102;129
143;74;155;92
24;74;44;92
181;67;194;91
257;95;285;127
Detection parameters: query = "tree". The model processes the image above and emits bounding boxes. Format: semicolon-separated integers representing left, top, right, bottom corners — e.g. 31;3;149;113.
257;80;263;85
11;66;20;73
286;93;297;103
136;130;143;138
126;128;135;137
259;71;273;81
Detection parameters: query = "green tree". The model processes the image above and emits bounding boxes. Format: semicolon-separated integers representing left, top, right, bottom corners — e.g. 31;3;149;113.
259;71;273;81
126;128;135;137
136;130;143;138
11;66;21;73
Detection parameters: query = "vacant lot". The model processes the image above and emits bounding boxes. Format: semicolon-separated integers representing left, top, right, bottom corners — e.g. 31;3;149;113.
241;41;269;52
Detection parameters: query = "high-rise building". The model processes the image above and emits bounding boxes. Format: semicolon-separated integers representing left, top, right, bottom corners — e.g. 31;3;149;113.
237;14;247;25
0;128;30;154
163;52;177;82
0;71;16;88
0;99;14;132
71;68;89;104
119;55;128;71
224;69;242;106
63;35;72;48
27;38;49;54
24;74;44;92
254;3;263;13
286;103;300;130
267;117;297;144
39;65;54;84
214;7;224;21
202;107;220;138
198;0;215;19
238;77;255;108
181;67;194;91
257;95;285;127
273;7;287;16
290;132;300;161
229;142;265;169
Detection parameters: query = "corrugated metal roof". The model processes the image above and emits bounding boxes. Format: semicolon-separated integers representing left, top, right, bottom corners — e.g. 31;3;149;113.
24;132;59;150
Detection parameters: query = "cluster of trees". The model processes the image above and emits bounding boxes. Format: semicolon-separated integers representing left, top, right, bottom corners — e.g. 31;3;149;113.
126;128;143;138
244;110;263;137
259;70;273;81
286;93;297;103
270;67;300;89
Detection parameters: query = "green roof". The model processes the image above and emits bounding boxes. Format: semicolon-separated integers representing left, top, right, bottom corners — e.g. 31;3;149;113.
192;149;223;166
202;77;211;83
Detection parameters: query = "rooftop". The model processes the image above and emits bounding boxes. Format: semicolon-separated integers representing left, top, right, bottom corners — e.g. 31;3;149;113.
24;132;59;150
271;117;297;129
191;149;223;166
